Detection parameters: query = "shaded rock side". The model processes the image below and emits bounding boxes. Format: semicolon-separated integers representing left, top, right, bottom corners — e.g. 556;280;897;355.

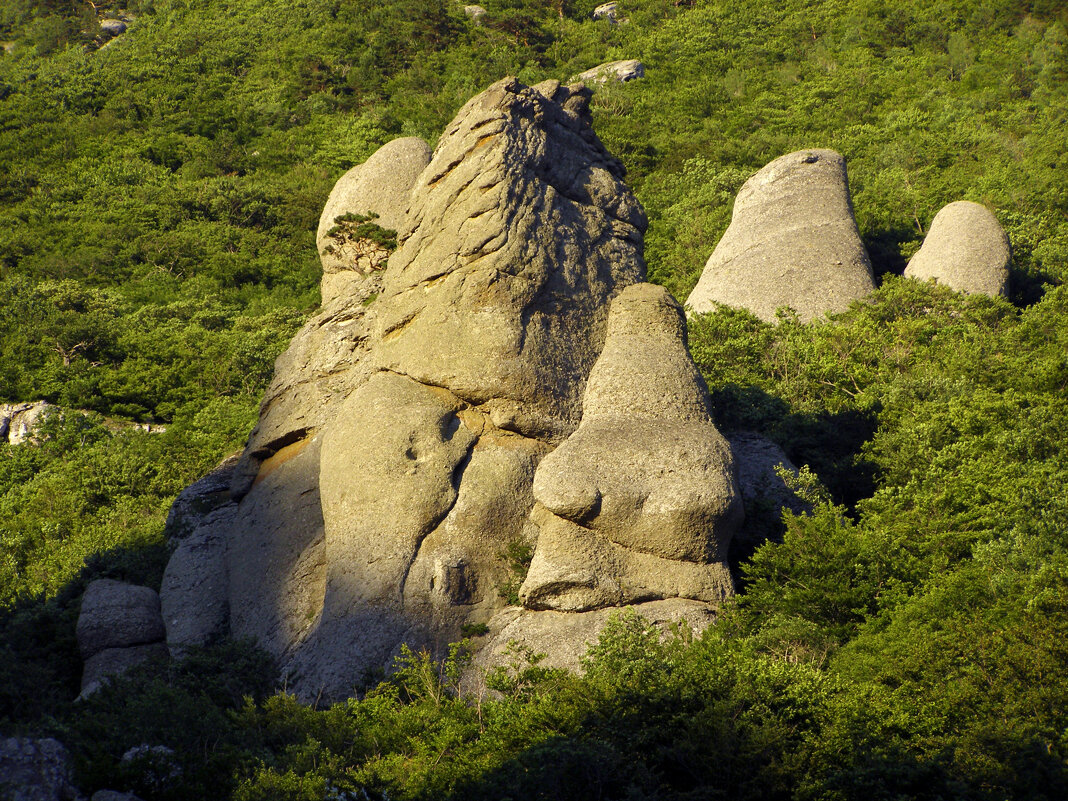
520;283;742;612
725;431;808;555
373;76;647;440
904;200;1010;297
0;737;82;801
160;504;235;655
164;452;238;540
76;580;166;697
687;149;875;323
316;137;432;292
77;580;165;659
228;433;327;661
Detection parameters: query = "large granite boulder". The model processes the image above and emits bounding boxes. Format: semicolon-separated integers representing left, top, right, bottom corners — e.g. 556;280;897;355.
519;283;742;611
687;149;875;323
0;738;82;801
77;580;167;697
904;200;1010;297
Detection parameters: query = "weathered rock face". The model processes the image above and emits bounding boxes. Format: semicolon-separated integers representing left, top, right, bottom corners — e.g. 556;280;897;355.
573;59;644;85
904;200;1010;297
0;401;57;445
519;283;742;611
230;267;383;498
164;77;751;702
0;738;82;801
76;580;166;696
687;149;875;323
372;77;646;437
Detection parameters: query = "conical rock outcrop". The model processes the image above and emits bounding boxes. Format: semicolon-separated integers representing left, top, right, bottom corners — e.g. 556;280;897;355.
904;200;1010;297
520;283;742;611
687;149;875;323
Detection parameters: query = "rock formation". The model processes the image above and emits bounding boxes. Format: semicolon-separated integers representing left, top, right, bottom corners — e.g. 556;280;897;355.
316;136;431;302
519;283;742;611
162;77;747;701
904;200;1010;297
592;2;620;22
76;580;167;697
1;401;57;445
0;737;82;801
687;149;875;323
573;59;645;85
463;5;486;23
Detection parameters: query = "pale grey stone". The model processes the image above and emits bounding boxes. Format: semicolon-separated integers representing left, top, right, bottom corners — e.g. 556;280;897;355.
520;283;742;611
905;200;1010;297
572;59;644;84
687;149;875;323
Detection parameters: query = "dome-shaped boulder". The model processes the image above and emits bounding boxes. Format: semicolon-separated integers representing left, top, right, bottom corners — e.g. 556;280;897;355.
904;200;1010;297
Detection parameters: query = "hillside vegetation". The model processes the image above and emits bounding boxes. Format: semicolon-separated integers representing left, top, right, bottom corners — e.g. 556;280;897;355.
1;1;1067;799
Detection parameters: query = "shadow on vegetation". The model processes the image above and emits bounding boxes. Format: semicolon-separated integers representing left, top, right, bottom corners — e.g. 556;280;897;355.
865;224;917;283
433;689;1068;801
711;383;879;508
0;541;170;730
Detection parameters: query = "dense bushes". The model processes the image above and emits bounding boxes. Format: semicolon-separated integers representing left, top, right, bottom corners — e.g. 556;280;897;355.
1;0;1067;798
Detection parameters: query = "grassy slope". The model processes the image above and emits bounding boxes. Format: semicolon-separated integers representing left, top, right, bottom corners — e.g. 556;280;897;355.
0;0;1067;798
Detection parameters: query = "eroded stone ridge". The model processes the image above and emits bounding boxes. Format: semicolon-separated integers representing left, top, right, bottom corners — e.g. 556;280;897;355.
687;149;875;323
904;200;1010;297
